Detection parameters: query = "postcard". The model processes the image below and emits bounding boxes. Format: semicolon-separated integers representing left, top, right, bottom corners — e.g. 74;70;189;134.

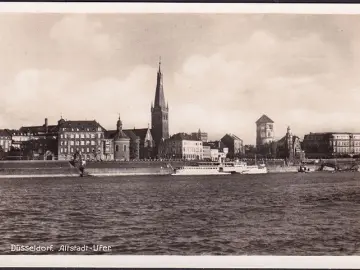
0;2;360;268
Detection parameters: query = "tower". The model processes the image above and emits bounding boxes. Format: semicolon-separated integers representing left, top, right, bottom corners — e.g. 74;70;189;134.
151;58;169;155
255;114;274;148
113;114;130;161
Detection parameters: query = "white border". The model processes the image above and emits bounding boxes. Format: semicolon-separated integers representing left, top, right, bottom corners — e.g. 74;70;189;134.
1;2;360;268
1;3;360;14
0;255;359;268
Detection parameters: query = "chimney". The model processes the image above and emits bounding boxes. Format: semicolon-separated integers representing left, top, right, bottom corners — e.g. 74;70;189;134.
45;118;48;133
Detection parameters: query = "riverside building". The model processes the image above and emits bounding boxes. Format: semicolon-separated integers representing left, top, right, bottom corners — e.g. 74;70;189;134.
57;118;106;161
303;132;360;158
159;133;203;160
0;130;12;152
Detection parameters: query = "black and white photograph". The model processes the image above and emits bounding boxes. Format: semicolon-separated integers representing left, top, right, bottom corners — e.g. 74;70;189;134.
0;3;360;265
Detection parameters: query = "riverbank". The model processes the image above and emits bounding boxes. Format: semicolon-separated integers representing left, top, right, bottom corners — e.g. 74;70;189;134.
0;160;357;178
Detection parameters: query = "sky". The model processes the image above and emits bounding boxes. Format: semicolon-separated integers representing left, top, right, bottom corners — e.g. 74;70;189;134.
1;13;360;144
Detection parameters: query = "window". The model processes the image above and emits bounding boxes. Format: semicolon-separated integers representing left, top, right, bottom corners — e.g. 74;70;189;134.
64;141;67;146
60;134;63;139
75;134;79;139
64;148;67;153
70;141;74;146
123;145;127;152
116;145;119;152
80;133;84;139
60;148;63;153
60;141;63;146
70;134;74;139
75;141;80;146
81;148;84;153
86;133;90;138
91;134;95;139
81;141;85;146
91;141;95;146
86;148;89;153
86;141;90;145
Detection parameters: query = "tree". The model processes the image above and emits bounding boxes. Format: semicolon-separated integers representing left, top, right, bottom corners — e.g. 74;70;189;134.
0;146;5;160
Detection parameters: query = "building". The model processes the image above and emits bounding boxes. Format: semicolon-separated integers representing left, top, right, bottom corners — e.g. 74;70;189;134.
220;134;244;158
103;116;131;161
19;118;59;139
303;132;360;158
203;141;228;161
256;114;275;148
151;60;169;157
159;133;203;160
124;128;154;159
275;126;304;161
202;145;211;160
123;130;140;160
57;118;106;161
0;129;12;152
191;129;208;142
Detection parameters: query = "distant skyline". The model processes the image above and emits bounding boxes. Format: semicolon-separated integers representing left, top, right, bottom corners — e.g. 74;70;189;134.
1;13;360;144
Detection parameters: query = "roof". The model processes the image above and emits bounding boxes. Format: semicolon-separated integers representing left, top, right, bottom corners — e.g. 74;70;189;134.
205;140;226;149
124;128;150;141
170;133;200;141
0;129;11;137
222;133;242;141
256;114;274;124
59;120;106;132
19;125;58;134
105;129;130;140
123;130;140;140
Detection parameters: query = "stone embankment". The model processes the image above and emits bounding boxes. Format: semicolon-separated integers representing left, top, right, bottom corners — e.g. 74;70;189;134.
0;160;79;178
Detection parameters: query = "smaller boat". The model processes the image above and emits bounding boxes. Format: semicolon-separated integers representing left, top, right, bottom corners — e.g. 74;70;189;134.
241;163;268;174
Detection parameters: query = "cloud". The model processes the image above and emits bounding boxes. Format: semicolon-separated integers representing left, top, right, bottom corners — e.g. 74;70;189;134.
49;15;114;57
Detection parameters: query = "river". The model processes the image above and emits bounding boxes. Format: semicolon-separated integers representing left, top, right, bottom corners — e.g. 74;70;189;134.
0;172;359;255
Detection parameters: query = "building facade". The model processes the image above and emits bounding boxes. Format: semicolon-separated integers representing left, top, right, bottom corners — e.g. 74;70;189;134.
159;133;203;160
125;128;154;159
151;60;169;157
256;114;275;148
191;129;208;142
0;130;12;152
303;132;360;158
276;126;304;161
220;133;244;158
57;119;106;161
203;145;211;160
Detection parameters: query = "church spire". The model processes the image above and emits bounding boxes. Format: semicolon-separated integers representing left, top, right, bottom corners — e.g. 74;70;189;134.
154;57;166;109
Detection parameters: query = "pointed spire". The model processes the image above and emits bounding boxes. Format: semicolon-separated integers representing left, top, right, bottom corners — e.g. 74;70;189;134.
154;58;166;108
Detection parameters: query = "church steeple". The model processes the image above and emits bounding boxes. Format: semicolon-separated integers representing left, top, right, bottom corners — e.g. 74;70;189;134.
154;57;166;108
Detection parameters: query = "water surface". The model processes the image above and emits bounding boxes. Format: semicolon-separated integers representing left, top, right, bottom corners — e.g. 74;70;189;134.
0;172;359;255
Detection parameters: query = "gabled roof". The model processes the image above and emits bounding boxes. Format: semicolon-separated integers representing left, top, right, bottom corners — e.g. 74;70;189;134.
222;133;242;141
256;114;274;124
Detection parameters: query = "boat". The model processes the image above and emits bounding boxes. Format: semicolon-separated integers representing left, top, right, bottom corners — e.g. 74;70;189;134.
241;163;268;174
171;162;229;176
222;160;249;174
170;158;268;176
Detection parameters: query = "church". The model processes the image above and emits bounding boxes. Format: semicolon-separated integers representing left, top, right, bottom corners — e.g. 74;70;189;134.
150;59;170;158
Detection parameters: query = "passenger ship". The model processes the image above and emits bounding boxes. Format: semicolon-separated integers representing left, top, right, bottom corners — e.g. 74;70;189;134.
171;162;229;176
170;159;268;176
